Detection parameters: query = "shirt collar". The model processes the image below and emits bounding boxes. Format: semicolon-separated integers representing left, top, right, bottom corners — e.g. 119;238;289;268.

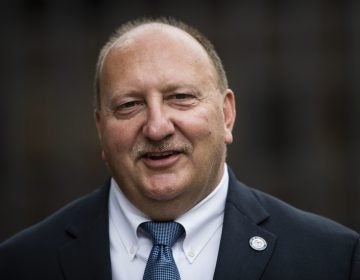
108;164;229;262
176;165;228;263
109;178;148;260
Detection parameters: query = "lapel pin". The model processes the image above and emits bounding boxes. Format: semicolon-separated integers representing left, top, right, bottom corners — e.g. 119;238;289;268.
249;236;267;251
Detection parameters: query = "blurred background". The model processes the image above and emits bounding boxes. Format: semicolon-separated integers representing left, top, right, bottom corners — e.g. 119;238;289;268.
1;0;359;240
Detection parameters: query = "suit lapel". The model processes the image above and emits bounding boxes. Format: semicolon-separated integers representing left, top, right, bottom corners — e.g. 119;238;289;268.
56;170;277;280
214;169;277;280
58;182;112;280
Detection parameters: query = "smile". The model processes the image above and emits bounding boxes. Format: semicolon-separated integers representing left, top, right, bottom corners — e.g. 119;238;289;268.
144;151;181;160
141;150;182;169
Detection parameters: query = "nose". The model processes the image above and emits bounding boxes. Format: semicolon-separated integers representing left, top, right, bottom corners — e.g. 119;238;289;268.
142;104;175;141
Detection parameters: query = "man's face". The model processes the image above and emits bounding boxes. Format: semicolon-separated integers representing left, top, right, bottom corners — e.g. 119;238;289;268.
96;25;235;220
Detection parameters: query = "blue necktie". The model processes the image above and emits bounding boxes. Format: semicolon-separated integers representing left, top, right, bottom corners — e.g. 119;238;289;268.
140;221;184;280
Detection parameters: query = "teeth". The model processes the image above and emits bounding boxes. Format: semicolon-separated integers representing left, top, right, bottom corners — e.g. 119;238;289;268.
146;151;176;158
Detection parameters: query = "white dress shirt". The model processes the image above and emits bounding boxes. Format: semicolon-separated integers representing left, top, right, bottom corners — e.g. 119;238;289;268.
108;164;229;280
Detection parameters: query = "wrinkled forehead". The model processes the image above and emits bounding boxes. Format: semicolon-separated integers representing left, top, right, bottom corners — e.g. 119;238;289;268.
104;24;216;76
97;23;221;101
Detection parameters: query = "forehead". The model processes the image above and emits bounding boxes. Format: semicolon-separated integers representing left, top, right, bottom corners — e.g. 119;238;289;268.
102;24;216;81
112;24;209;60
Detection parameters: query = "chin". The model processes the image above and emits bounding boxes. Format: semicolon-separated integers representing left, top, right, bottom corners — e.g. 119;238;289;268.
145;185;183;202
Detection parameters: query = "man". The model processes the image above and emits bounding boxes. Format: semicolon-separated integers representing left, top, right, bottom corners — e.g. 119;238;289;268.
0;17;359;280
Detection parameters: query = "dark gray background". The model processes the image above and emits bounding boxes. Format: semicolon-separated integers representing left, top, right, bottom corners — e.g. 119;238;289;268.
1;0;359;240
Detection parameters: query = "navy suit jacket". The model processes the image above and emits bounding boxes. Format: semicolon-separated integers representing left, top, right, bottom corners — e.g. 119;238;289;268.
1;168;360;279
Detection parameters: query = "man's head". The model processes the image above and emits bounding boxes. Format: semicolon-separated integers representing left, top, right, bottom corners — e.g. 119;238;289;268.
95;17;236;220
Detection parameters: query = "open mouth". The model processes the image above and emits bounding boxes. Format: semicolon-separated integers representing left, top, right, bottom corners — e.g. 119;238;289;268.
143;151;181;160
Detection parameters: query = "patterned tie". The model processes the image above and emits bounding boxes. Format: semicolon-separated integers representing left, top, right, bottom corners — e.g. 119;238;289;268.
140;221;184;280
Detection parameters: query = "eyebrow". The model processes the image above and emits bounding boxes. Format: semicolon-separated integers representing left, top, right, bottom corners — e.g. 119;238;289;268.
107;79;203;104
110;83;198;96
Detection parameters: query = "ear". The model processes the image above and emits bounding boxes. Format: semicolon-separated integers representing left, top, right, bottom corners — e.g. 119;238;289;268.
222;89;236;144
94;109;107;162
94;109;102;141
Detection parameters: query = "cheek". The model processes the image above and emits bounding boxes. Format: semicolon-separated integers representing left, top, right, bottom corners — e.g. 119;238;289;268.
102;122;136;152
175;107;218;139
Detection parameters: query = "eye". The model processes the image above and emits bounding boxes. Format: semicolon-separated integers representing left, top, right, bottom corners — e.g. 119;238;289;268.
168;93;197;101
120;101;139;108
173;93;193;100
166;92;199;109
112;100;144;118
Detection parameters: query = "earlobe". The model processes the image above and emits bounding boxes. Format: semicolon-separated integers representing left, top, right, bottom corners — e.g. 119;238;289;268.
223;89;236;144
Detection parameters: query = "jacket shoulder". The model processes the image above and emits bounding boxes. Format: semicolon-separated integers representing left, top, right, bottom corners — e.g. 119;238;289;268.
250;186;358;238
226;175;360;279
0;184;109;265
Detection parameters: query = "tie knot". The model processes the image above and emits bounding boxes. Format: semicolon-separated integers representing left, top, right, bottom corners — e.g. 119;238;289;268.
140;221;184;247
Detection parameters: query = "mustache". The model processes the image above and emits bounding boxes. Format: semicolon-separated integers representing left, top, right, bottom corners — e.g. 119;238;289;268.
131;140;193;158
